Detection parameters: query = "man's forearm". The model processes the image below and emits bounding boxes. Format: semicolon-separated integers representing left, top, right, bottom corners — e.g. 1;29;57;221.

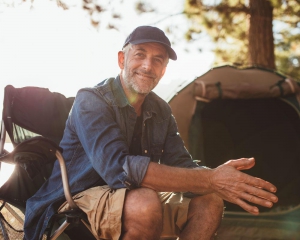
141;159;279;215
141;162;213;194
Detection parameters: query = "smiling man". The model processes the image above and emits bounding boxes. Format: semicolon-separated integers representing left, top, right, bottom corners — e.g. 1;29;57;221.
24;26;278;240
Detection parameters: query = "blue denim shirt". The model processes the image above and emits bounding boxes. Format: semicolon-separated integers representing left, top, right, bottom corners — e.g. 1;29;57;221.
24;76;198;240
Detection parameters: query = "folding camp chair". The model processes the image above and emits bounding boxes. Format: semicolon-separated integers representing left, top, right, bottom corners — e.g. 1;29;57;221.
0;85;95;239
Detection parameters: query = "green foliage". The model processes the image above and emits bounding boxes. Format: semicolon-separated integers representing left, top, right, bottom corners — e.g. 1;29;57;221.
184;0;300;79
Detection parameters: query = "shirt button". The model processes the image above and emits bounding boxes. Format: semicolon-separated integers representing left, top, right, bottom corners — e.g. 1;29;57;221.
144;150;148;153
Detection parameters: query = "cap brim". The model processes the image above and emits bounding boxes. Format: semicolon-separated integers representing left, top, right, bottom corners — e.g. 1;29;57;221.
128;39;177;60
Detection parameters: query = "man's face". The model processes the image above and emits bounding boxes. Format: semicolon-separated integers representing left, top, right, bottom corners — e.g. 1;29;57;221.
118;42;168;95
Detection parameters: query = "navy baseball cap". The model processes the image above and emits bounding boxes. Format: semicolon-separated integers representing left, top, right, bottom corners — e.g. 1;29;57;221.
122;26;177;60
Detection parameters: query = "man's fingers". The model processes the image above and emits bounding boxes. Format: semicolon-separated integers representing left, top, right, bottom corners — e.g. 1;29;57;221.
239;191;275;208
235;198;259;215
235;187;278;215
244;175;277;194
225;158;255;170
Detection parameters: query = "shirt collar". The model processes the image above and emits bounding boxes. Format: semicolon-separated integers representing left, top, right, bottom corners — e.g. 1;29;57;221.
111;75;130;108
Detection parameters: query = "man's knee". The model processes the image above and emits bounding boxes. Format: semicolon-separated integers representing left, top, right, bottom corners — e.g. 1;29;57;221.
202;193;224;209
188;193;224;219
122;188;162;238
123;187;162;217
180;194;224;239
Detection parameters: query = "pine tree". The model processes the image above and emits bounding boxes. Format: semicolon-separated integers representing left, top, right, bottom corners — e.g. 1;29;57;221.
185;0;300;79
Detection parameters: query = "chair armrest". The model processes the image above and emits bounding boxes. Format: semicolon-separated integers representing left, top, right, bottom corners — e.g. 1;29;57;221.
54;150;77;209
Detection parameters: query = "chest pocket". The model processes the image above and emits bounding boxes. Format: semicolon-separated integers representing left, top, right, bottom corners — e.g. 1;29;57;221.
150;116;169;145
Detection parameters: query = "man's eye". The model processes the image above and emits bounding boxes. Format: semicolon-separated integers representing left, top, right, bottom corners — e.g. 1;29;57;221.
154;58;163;64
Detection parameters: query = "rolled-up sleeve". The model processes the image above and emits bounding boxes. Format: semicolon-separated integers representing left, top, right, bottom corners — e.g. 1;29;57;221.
121;155;150;189
70;89;150;189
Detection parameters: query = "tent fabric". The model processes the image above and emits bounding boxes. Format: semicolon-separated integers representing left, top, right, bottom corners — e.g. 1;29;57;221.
197;98;300;211
169;65;300;150
218;215;300;239
193;66;300;103
219;203;300;239
168;65;300;238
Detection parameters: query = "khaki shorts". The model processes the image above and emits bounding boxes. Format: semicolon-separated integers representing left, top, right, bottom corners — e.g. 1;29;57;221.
58;186;191;240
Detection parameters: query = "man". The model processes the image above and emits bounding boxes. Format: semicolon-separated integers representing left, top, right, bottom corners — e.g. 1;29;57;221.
24;26;278;240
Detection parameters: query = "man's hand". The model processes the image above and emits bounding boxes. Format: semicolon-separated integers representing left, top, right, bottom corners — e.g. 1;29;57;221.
209;158;278;215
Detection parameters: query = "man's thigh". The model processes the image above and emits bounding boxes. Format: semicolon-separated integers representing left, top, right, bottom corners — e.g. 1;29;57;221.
59;187;192;239
59;185;126;240
158;192;191;239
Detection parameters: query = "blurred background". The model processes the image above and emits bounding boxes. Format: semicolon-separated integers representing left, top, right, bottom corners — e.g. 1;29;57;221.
1;0;299;107
0;0;216;105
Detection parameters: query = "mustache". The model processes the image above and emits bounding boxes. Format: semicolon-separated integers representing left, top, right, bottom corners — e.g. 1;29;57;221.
135;69;157;79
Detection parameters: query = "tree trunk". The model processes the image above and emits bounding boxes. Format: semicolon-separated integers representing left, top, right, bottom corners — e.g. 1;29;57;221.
249;0;275;69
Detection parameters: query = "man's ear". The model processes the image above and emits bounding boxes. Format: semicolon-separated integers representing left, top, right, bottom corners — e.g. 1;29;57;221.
118;51;125;69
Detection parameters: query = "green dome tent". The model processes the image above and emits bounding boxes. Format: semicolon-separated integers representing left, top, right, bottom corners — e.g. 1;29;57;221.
168;65;300;239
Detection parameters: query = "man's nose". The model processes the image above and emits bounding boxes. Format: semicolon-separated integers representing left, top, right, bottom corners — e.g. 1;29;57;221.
141;58;153;71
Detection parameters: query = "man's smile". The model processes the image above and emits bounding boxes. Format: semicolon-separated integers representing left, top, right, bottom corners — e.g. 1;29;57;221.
135;70;156;80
